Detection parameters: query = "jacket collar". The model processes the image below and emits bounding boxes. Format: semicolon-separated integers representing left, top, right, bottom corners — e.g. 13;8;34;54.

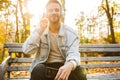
43;23;65;37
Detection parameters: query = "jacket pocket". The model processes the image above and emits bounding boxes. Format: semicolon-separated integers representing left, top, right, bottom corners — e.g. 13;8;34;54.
60;45;68;56
39;42;49;58
40;42;48;49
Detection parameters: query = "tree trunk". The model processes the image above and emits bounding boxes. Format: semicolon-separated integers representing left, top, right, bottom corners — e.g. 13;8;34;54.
104;0;116;43
15;0;19;43
60;0;65;22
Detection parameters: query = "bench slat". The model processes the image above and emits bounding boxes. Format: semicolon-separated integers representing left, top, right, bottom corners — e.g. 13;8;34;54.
8;76;29;80
7;63;120;71
82;63;120;68
8;57;120;63
4;43;23;48
79;44;120;48
9;48;23;53
8;73;120;80
9;58;32;63
87;73;120;79
79;48;120;52
9;47;120;53
5;43;120;48
81;56;120;61
8;66;29;71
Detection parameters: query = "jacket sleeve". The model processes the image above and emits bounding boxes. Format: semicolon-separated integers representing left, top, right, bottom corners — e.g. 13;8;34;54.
22;29;41;55
65;36;80;68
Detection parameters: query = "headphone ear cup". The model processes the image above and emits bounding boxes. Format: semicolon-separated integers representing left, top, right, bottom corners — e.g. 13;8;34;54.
60;10;65;22
61;10;65;17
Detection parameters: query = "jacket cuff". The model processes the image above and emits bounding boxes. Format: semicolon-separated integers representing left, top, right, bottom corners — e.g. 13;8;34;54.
69;60;77;70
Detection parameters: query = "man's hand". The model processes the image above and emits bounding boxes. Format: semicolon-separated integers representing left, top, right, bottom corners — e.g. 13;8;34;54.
37;18;49;35
55;62;74;80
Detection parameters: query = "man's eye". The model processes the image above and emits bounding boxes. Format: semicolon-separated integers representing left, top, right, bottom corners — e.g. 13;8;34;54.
48;9;53;12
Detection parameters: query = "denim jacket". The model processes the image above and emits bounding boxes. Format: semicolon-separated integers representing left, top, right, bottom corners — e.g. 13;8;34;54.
22;23;80;73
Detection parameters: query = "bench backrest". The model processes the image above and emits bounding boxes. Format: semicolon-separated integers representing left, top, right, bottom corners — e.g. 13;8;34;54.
5;43;120;52
4;43;120;68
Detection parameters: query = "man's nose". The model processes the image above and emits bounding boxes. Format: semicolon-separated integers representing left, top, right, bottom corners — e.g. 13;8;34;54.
51;10;57;14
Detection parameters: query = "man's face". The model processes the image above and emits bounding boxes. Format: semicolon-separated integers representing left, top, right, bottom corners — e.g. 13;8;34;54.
46;2;61;23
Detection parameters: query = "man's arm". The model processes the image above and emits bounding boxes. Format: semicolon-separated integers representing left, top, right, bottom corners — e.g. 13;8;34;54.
55;36;80;80
22;18;49;54
65;36;80;68
22;29;41;54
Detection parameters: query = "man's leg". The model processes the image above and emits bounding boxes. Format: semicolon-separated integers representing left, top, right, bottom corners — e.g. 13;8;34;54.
69;66;87;80
30;63;47;80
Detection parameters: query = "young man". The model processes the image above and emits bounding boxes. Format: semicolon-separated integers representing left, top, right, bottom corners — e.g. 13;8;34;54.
22;0;86;80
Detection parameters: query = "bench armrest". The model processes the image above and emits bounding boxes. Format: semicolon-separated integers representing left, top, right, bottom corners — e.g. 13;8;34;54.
0;56;11;80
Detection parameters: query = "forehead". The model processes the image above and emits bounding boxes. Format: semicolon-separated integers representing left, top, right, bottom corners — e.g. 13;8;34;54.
46;2;61;9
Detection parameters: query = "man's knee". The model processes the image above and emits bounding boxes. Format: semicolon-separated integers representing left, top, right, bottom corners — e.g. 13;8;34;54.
30;64;46;80
70;66;87;80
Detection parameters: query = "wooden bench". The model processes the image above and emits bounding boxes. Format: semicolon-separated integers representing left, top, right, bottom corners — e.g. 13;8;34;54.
2;43;29;59
1;43;120;80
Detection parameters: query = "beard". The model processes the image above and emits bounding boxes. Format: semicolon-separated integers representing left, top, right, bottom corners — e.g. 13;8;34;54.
49;15;60;23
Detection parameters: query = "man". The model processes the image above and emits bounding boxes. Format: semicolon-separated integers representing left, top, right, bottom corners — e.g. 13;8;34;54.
22;0;86;80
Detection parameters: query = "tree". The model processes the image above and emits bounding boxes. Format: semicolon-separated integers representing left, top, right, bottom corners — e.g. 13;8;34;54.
100;0;116;43
0;0;16;42
0;0;10;10
75;12;88;43
60;0;65;22
0;0;31;58
18;0;30;43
